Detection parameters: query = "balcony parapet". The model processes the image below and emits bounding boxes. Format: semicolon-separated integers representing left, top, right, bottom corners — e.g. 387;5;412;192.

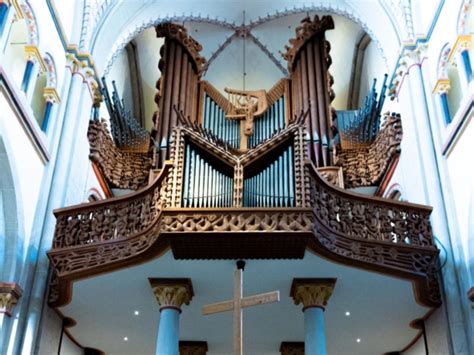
47;159;440;309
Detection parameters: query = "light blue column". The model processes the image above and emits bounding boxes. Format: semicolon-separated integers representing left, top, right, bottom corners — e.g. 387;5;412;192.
156;307;180;355
304;306;326;355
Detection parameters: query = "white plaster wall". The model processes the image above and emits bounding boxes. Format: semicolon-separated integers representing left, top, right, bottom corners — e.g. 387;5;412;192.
358;40;388;108
446;116;474;280
36;305;84;355
0;92;45;259
134;28;163;130
107;48;134;116
48;0;84;45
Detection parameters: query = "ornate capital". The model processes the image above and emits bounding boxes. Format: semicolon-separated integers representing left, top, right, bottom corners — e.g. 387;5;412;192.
449;34;472;62
179;341;208;355
401;43;428;67
0;282;23;317
290;278;336;310
24;45;47;72
43;87;61;104
280;341;304;355
149;278;193;310
432;79;451;95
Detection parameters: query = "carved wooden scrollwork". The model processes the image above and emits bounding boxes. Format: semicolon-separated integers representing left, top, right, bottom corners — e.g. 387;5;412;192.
335;113;402;188
88;119;152;190
51;163;171;249
160;210;313;233
155;23;206;75
282;15;335;73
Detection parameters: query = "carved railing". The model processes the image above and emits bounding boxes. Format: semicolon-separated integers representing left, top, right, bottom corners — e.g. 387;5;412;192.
335;113;402;188
52;163;172;249
308;161;433;246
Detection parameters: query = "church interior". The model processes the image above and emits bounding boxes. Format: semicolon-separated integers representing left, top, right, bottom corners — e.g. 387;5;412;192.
0;1;473;354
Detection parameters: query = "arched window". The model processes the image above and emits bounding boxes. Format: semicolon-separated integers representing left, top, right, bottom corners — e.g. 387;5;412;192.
433;45;460;125
2;1;40;95
35;53;59;131
457;0;473;81
0;136;20;282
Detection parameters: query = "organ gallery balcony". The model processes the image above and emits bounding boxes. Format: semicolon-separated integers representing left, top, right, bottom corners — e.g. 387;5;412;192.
46;17;441;353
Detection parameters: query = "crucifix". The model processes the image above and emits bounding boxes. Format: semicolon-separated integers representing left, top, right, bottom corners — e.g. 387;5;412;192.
202;260;280;355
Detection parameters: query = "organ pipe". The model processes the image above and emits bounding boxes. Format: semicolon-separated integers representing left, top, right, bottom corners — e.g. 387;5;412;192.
182;143;234;208
243;143;295;208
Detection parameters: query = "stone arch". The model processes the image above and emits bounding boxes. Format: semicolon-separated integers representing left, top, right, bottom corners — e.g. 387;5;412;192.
437;43;451;79
43;53;57;88
0;136;23;282
100;5;390;77
457;0;472;35
19;1;39;46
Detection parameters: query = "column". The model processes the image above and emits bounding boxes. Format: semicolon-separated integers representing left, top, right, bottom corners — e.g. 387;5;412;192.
290;278;336;355
13;52;96;355
0;282;22;353
450;35;472;84
403;44;472;353
149;278;194;355
42;87;61;131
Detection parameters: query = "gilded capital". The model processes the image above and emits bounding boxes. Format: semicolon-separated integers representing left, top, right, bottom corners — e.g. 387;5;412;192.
149;278;193;309
290;278;336;310
0;282;23;317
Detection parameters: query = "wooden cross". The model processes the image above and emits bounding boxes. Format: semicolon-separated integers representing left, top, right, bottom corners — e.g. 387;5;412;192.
202;261;280;355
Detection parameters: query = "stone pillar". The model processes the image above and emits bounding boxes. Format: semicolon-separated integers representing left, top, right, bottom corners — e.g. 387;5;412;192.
449;35;472;85
403;43;472;353
13;52;98;355
290;278;336;355
0;282;22;353
149;278;193;355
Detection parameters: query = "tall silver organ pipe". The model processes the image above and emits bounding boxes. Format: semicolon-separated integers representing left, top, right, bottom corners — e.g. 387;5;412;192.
243;143;295;207
202;93;240;149
248;96;286;149
182;143;234;208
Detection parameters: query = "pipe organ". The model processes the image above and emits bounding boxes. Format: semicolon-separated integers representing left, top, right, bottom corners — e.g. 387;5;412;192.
201;91;240;149
248;96;286;149
154;23;205;167
182;142;234;208
153;17;337;210
243;143;295;207
283;15;335;168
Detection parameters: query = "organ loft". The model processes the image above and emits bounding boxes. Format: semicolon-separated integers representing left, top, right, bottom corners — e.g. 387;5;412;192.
46;15;441;355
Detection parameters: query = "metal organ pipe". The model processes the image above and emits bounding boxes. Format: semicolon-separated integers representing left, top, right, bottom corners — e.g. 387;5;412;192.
314;37;329;166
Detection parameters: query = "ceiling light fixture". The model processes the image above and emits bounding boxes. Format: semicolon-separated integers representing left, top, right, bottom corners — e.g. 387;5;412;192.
356;338;361;343
345;311;350;316
134;310;140;316
124;337;128;341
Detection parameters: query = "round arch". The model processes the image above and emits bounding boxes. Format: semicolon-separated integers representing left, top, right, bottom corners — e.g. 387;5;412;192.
0;136;24;282
92;3;397;76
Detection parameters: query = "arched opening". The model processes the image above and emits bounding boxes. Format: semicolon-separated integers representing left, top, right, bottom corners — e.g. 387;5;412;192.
0;136;20;282
446;61;463;119
30;70;47;127
2;17;29;89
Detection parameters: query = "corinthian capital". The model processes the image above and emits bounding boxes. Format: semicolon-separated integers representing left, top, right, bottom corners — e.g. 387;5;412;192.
290;278;336;310
149;278;194;310
0;282;23;317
